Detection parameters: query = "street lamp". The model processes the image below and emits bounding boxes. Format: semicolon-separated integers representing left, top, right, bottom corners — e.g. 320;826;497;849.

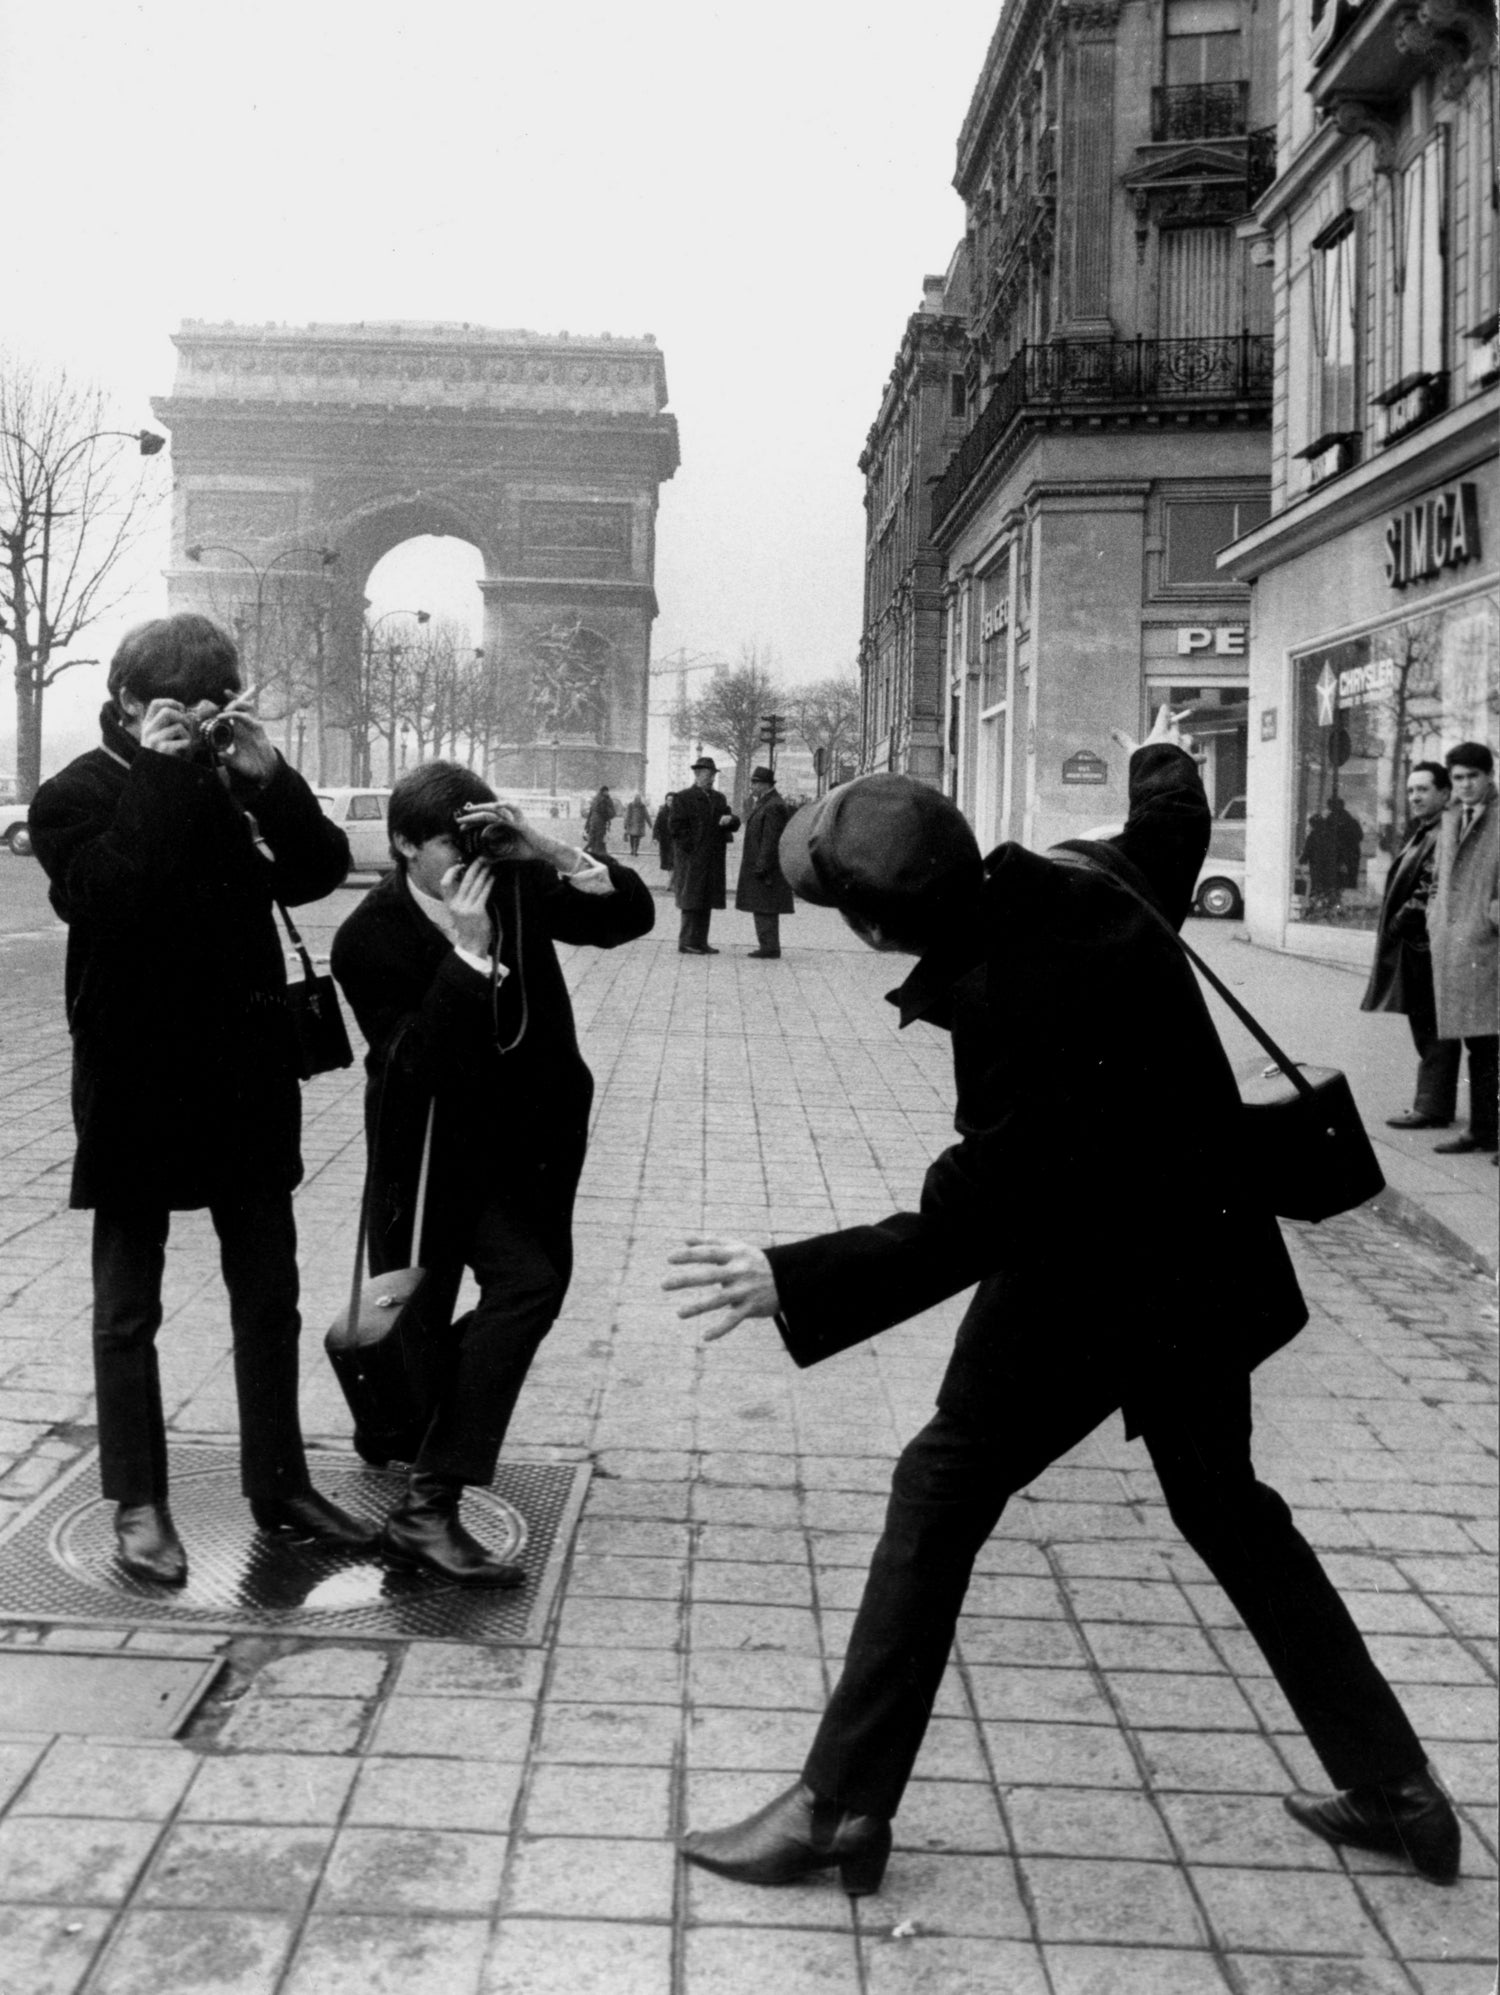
363;607;430;785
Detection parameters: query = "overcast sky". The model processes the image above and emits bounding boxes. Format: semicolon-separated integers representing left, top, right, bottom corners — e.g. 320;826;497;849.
1;0;998;761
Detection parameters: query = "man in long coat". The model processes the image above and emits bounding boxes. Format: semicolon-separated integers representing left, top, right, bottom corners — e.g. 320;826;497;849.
666;711;1459;1894
29;613;378;1586
1360;761;1457;1128
734;765;794;958
1428;741;1499;1157
669;756;739;954
653;795;675;878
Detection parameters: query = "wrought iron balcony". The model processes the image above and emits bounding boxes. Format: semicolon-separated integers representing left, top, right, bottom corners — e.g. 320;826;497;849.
1151;81;1250;142
931;333;1274;535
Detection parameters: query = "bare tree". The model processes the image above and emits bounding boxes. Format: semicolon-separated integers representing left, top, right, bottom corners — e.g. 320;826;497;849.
0;358;164;798
677;643;783;809
396;618;473;765
788;668;862;790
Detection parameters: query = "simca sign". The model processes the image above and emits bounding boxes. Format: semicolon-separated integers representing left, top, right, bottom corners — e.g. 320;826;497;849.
1384;483;1481;590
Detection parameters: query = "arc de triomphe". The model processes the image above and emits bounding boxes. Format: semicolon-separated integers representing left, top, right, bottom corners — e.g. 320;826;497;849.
153;320;679;792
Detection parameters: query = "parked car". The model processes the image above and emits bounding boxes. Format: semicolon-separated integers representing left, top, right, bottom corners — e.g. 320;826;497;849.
314;787;393;873
0;802;33;856
1080;796;1245;919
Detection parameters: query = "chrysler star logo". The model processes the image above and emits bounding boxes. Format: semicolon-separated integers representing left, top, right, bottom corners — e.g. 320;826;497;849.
1315;663;1339;728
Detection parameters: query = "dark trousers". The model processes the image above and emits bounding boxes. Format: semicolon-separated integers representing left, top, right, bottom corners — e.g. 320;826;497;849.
92;1194;310;1506
679;907;713;950
385;1172;576;1487
753;914;781;955
1459;1035;1498;1147
1402;956;1460;1120
804;1373;1424;1819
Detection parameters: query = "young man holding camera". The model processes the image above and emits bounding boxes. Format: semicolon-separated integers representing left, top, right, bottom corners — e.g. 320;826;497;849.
29;613;376;1586
330;761;654;1583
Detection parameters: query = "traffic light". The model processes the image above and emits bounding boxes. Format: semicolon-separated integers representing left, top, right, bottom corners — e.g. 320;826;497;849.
759;713;786;767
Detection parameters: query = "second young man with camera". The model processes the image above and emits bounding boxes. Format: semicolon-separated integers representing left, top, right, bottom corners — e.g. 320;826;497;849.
331;762;654;1583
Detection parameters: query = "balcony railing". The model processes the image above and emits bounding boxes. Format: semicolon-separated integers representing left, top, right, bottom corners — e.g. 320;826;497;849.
1151;81;1250;141
931;333;1274;533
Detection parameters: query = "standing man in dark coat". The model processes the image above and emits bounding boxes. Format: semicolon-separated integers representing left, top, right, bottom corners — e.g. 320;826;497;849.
669;755;739;954
1361;761;1457;1129
734;765;794;958
1428;741;1499;1158
653;795;675;878
28;614;378;1586
583;784;616;856
666;711;1459;1895
622;793;650;856
331;762;654;1582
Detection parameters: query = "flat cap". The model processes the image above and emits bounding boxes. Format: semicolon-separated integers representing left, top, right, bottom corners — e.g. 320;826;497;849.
778;774;980;909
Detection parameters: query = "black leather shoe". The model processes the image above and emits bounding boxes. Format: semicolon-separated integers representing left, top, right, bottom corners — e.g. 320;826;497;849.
681;1780;891;1896
1432;1134;1491;1155
381;1474;525;1588
250;1490;381;1550
1385;1110;1450;1129
1284;1767;1461;1883
115;1502;188;1587
746;950;781;959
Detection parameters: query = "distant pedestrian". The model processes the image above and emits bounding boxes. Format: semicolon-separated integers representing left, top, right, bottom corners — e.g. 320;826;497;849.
623;792;650;856
735;765;794;958
1299;808;1340;919
654;795;676;877
1362;762;1457;1130
1427;742;1498;1158
584;784;616;856
1329;795;1364;893
669;757;739;954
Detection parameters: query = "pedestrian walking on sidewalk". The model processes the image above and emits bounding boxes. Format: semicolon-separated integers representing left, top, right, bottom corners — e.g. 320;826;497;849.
583;784;616;856
1361;761;1458;1130
1428;741;1499;1159
666;706;1461;1898
28;614;379;1588
669;756;739;954
623;792;650;855
331;764;654;1583
735;765;794;958
653;795;676;878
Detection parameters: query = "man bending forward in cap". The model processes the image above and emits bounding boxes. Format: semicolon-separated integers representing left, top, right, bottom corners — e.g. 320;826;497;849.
665;707;1460;1896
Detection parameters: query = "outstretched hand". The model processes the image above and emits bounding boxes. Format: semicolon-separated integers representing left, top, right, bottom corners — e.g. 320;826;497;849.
1111;704;1197;760
663;1234;780;1342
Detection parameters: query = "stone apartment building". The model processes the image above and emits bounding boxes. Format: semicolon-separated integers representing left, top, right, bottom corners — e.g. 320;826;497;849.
861;0;1283;869
1218;0;1498;960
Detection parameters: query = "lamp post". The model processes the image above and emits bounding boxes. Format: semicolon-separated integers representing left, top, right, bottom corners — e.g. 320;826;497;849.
1;427;166;800
362;608;430;785
186;543;338;750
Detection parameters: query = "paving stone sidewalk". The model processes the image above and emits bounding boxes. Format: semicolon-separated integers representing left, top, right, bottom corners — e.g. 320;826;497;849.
0;883;1495;1994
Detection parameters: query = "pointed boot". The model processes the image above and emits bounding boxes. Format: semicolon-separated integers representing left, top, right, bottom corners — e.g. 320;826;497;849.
381;1473;525;1588
115;1501;188;1587
681;1780;891;1896
1284;1766;1460;1883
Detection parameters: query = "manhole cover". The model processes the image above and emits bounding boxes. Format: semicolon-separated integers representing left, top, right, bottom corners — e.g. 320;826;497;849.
0;1444;589;1646
0;1649;222;1737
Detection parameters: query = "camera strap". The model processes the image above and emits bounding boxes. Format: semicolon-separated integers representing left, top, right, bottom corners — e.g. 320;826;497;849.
490;869;529;1055
275;901;318;986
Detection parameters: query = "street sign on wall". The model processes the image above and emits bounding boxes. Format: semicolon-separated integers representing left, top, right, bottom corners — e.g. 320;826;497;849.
1061;750;1109;785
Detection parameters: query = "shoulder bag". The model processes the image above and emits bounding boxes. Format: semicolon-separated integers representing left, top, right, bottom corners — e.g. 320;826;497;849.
277;901;355;1079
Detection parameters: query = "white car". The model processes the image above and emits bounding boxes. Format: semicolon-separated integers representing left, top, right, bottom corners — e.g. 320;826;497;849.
0;802;32;856
314;788;394;873
1080;796;1245;919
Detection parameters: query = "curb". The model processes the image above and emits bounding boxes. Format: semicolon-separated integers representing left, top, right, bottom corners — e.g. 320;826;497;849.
1370;1183;1498;1282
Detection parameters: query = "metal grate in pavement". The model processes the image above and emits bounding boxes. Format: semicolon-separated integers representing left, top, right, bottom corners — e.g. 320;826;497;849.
0;1443;589;1646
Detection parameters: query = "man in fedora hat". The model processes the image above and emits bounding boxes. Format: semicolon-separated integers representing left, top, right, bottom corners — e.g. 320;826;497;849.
664;708;1459;1898
735;766;794;958
668;756;739;955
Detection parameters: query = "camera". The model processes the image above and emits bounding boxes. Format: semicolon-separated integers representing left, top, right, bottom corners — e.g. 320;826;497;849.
454;812;525;863
184;708;236;760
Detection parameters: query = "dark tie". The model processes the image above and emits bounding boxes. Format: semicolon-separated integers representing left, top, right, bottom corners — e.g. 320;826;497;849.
1462;807;1475;839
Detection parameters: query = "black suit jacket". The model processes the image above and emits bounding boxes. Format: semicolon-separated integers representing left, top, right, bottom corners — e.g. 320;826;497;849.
765;744;1306;1431
331;854;653;1260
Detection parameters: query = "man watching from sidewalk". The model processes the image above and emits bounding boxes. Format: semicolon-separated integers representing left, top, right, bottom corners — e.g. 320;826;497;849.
1362;761;1456;1130
665;707;1461;1897
669;756;739;954
331;763;654;1583
1428;741;1499;1159
28;613;378;1587
735;765;794;958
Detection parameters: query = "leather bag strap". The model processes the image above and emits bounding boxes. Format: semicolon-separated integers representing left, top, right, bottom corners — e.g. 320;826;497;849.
275;900;318;986
346;1075;436;1326
1053;852;1317;1103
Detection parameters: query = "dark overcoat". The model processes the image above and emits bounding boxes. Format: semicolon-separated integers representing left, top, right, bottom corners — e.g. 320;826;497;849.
1429;795;1500;1038
669;784;739;910
1360;819;1441;1015
330;855;654;1264
28;709;351;1210
653;800;675;873
765;743;1307;1435
734;789;795;915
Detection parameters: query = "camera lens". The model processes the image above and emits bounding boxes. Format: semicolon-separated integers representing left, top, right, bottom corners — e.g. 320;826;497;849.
203;715;236;753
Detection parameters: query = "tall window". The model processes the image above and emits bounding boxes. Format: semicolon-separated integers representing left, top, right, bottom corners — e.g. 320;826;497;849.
1311;211;1359;439
1390;134;1447;387
1165;0;1242;83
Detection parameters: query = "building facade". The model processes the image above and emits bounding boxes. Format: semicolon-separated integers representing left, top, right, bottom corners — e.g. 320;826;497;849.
1219;0;1498;961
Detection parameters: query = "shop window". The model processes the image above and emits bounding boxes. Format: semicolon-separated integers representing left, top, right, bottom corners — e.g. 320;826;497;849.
1289;591;1499;930
1165;0;1242;83
1164;497;1270;583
